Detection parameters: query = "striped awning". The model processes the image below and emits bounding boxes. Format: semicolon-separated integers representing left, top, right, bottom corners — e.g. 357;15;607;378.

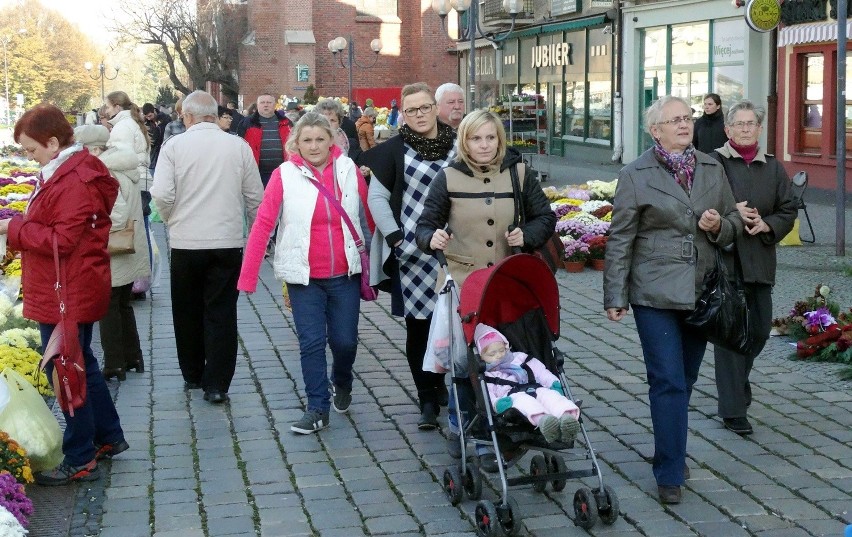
778;20;852;47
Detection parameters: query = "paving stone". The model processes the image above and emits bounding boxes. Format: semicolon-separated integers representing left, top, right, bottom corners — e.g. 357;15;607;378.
364;514;420;534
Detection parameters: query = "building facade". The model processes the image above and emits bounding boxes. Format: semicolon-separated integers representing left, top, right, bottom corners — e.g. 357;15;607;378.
621;0;772;162
233;0;457;108
775;1;852;190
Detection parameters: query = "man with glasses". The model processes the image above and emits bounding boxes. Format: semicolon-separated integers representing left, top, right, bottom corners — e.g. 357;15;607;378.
361;83;456;430
436;83;465;130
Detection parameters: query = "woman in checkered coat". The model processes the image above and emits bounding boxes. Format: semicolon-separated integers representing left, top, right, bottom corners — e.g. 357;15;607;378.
361;82;456;430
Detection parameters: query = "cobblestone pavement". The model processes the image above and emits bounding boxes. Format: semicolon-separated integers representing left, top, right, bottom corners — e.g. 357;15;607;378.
40;195;852;537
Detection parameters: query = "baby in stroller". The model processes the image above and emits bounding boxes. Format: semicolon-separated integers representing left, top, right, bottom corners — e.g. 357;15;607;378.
475;323;580;444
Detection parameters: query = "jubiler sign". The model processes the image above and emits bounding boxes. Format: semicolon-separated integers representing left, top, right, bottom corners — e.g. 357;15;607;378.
530;42;574;68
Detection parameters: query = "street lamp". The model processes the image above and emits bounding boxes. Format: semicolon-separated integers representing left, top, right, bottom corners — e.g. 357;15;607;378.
328;36;382;107
84;60;120;101
2;28;26;128
433;0;524;108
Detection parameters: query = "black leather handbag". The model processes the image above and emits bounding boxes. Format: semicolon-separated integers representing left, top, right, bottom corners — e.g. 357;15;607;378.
685;247;756;356
509;164;563;274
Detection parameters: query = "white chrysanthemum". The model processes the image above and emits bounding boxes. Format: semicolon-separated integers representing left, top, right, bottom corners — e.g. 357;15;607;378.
819;285;830;297
0;505;27;537
11;304;23;318
0;295;13;316
579;200;611;213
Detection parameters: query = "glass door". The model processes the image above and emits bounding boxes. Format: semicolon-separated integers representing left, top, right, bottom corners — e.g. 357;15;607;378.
549;83;563;156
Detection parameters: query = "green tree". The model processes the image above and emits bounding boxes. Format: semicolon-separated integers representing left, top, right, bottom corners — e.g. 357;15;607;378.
156;86;178;106
303;85;319;105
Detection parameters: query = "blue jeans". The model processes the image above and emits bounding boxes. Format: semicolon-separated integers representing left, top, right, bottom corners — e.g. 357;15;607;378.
632;305;706;487
288;275;361;413
39;323;124;467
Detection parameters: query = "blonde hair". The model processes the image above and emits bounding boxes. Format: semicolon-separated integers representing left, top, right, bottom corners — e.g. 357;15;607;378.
401;82;434;106
455;109;506;172
106;90;151;149
284;112;334;158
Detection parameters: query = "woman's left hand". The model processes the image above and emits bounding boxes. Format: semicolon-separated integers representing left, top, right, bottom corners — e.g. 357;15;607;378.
0;219;10;235
505;227;524;248
698;209;721;234
745;217;769;235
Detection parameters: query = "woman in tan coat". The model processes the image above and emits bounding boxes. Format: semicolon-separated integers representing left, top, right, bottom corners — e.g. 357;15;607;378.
356;107;377;151
74;125;151;381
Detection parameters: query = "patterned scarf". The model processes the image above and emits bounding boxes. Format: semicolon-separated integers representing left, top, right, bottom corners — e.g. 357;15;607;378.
485;350;528;384
399;121;455;161
653;141;696;194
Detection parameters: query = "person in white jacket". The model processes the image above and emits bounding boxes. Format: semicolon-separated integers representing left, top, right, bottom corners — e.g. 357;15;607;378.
151;90;264;405
104;91;154;298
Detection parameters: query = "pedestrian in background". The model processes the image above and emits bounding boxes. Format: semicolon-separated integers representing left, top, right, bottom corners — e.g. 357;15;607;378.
0;104;128;485
217;106;234;132
162;97;186;144
361;82;456;430
238;112;373;434
151;90;264;405
711;100;797;436
692;93;727;154
74;125;150;383
237;93;292;188
356;107;378;151
436;83;465;130
603;95;742;505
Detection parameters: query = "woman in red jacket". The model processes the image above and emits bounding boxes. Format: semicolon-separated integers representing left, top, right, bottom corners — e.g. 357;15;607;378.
0;104;128;486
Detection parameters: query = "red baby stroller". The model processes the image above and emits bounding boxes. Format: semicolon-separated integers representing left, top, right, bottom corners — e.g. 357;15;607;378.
439;253;619;535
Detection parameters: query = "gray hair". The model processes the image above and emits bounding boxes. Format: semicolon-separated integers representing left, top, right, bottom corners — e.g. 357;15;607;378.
182;90;218;119
644;95;691;133
725;100;765;126
435;83;464;103
314;98;344;119
284;112;334;157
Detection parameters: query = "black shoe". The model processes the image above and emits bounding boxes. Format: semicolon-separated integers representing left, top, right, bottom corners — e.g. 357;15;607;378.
94;439;130;461
203;391;229;404
131;292;146;301
331;384;352;414
102;367;126;381
184;381;202;391
658;485;681;504
125;359;145;373
418;402;439;430
723;417;753;436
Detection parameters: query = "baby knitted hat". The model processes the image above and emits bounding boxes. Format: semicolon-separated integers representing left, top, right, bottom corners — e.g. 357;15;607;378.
475;324;506;354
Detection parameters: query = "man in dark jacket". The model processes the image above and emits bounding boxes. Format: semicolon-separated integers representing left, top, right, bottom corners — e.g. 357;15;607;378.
236;93;292;187
142;102;171;172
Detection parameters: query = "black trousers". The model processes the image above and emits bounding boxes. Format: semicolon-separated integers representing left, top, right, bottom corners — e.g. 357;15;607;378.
714;283;772;418
170;248;242;393
405;317;446;408
99;283;143;370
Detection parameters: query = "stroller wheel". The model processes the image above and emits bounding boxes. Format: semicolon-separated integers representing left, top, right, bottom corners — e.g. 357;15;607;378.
549;455;568;492
474;499;500;537
595;485;620;525
443;466;463;506
463;459;483;500
573;487;599;529
497;496;523;536
529;455;547;493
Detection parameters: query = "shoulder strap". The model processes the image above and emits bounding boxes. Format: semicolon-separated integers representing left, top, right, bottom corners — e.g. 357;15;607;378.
509;164;523;227
308;176;365;252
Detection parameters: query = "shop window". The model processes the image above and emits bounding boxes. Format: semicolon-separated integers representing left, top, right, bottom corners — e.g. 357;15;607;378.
565;80;585;137
801;54;824;154
712;20;745;105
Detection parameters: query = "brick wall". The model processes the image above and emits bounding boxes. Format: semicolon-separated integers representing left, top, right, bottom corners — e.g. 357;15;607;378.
237;0;458;109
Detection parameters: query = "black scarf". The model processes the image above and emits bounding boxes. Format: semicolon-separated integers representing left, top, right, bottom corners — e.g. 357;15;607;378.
399;121;455;161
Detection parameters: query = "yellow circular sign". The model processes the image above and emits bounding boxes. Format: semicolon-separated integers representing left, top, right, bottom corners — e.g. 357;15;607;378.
746;0;781;33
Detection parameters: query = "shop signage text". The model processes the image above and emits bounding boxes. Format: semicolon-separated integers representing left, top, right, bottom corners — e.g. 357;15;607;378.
745;0;781;33
530;42;573;68
475;55;495;77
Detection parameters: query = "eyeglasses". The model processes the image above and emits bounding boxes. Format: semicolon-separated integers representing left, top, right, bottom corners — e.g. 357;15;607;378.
730;121;759;129
403;103;435;117
656;115;694;126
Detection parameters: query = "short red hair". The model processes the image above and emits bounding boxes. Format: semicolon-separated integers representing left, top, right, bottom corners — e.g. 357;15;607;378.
14;104;74;148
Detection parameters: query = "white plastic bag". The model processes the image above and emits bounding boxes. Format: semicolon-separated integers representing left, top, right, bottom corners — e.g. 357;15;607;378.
423;279;467;375
0;368;63;472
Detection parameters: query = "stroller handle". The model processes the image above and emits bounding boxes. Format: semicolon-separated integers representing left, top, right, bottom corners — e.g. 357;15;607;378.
434;226;453;269
508;225;522;255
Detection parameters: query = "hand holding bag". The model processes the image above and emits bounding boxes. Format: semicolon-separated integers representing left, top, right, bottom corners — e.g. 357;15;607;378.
685;247;756;356
308;177;378;301
38;234;87;416
509;164;563;274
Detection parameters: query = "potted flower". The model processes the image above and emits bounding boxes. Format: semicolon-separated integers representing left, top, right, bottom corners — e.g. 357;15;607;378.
563;240;589;272
586;235;608;270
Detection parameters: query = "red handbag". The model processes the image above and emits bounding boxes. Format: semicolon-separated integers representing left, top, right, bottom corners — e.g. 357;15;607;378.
39;234;87;416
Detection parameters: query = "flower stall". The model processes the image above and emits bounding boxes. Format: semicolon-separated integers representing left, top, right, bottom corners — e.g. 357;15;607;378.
544;180;616;272
771;284;852;380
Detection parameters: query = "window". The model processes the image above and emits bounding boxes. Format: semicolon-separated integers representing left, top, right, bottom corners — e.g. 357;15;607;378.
356;0;397;17
801;54;824;154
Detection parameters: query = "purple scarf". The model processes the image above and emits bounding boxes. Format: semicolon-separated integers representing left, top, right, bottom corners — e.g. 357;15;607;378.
653;142;696;194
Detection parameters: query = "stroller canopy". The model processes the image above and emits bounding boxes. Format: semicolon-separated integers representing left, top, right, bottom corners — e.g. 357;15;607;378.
458;254;560;344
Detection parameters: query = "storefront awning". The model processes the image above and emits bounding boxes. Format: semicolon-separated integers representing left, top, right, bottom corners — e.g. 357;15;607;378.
507;14;607;39
778;20;852;47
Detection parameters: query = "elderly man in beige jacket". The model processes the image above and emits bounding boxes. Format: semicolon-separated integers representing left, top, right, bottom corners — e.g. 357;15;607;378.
151;90;264;404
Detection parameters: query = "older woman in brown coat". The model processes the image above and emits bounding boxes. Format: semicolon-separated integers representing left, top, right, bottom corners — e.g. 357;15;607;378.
603;95;742;505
